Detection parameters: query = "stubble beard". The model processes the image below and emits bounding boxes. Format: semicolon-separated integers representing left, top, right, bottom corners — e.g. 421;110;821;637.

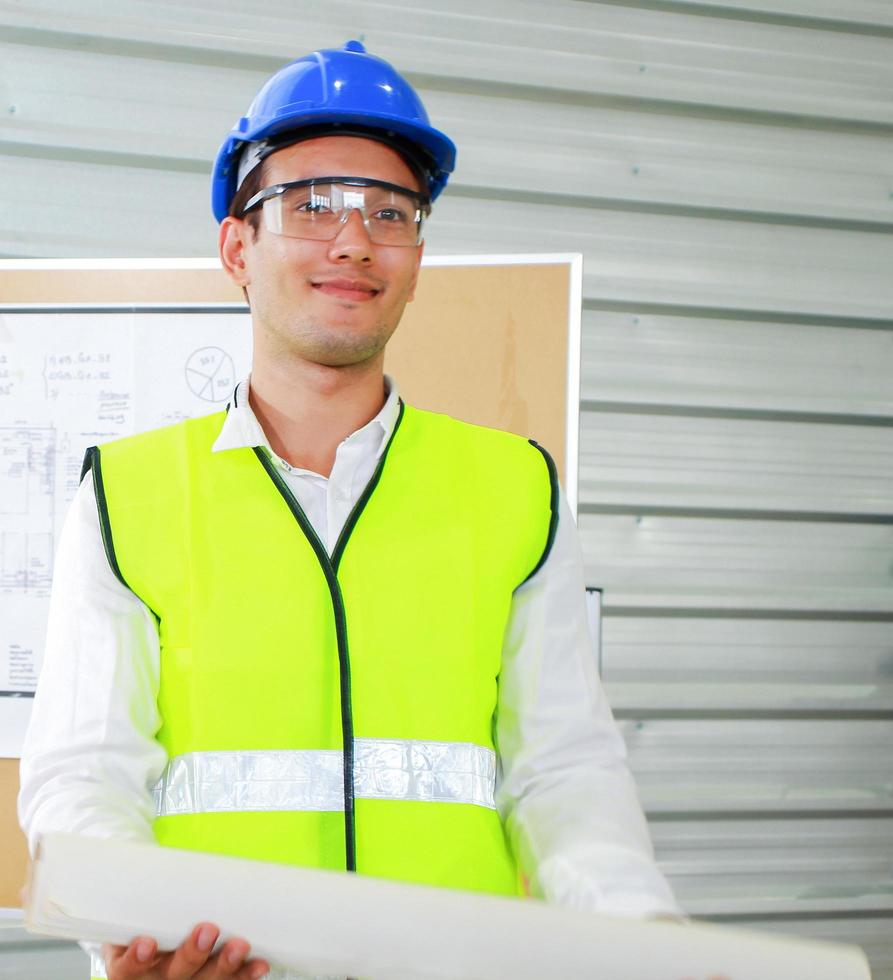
270;309;399;369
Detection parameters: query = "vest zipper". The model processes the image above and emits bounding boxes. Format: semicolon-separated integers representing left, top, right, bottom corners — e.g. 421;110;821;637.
252;400;405;873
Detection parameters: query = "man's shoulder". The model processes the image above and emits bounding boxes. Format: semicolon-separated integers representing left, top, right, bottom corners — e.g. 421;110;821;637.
403;403;532;447
97;410;227;458
399;404;557;551
401;403;554;467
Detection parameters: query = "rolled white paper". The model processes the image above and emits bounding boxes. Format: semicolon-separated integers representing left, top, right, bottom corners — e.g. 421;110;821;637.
26;833;871;980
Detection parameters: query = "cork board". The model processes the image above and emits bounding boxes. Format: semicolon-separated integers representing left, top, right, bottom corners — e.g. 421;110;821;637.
0;255;581;907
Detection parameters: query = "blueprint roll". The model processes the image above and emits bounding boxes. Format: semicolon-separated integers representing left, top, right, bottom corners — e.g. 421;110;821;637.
26;833;871;980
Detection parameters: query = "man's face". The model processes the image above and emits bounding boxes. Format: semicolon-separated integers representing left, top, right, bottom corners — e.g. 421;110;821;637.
220;135;425;370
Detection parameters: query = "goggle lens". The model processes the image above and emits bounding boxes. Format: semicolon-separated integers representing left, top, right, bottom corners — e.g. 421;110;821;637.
244;177;427;247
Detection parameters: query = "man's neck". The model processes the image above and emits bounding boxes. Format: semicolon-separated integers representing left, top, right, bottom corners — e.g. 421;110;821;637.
248;355;387;478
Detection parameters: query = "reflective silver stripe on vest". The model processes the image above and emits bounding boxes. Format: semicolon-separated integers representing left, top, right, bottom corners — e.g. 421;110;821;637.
153;738;496;817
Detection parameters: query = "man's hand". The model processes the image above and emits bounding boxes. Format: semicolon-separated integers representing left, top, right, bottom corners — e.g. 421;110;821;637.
102;922;269;979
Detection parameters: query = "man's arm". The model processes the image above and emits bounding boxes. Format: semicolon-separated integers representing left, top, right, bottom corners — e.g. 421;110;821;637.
495;487;681;916
18;473;269;980
18;471;165;850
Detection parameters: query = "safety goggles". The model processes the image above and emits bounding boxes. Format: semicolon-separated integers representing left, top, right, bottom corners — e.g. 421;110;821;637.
241;176;430;247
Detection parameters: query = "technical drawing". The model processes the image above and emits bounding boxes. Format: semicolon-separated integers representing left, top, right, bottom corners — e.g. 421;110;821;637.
185;347;236;403
0;427;55;595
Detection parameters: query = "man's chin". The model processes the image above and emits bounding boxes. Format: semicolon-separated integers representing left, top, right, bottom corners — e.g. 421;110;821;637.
301;337;389;369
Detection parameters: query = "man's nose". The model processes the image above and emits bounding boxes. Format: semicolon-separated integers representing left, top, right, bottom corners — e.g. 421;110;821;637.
327;208;374;262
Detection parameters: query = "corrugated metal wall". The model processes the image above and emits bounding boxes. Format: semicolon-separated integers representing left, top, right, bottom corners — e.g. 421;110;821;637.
2;1;892;976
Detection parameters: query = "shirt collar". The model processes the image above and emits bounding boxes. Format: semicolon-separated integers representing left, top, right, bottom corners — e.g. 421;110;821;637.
212;374;401;463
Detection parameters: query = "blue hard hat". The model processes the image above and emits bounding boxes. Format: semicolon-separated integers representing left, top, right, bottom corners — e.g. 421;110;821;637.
211;40;456;222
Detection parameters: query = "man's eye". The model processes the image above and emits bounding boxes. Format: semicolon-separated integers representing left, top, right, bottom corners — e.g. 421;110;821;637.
293;198;332;214
286;193;332;215
373;207;409;223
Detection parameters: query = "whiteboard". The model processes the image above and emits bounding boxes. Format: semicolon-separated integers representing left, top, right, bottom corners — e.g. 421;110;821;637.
0;310;253;755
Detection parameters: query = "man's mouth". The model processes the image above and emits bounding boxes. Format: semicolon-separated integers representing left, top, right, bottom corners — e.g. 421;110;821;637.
311;278;382;302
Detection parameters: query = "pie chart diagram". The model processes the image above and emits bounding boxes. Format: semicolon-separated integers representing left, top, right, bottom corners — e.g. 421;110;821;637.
185;347;236;403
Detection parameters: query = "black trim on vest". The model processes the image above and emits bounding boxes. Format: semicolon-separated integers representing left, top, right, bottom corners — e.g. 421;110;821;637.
253;447;358;868
332;400;405;572
522;440;559;585
79;448;94;484
251;398;405;875
82;446;131;592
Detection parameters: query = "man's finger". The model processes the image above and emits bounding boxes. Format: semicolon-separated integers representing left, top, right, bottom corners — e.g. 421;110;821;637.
104;936;159;979
235;959;271;980
165;923;218;979
213;938;250;975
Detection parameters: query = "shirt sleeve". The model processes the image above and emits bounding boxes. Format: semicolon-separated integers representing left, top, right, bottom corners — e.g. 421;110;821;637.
495;486;681;917
18;470;166;855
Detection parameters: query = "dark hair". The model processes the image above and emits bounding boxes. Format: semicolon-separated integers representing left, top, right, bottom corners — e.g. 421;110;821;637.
228;160;266;236
226;163;266;307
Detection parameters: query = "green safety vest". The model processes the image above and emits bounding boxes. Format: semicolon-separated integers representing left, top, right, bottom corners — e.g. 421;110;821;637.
85;401;557;901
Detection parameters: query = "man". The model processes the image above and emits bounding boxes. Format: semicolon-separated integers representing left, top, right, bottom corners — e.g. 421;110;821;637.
19;41;678;980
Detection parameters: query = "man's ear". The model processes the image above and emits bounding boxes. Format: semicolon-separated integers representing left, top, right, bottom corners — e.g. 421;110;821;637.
218;217;252;287
407;240;425;303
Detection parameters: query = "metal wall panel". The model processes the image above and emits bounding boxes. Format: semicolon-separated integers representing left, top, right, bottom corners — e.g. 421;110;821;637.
581;311;893;416
580;514;893;611
6;39;893;225
1;1;892;976
621;718;893;812
651;817;893;914
0;924;86;979
3;0;892;120
662;0;893;28
602;616;893;712
580;411;893;514
0;156;211;255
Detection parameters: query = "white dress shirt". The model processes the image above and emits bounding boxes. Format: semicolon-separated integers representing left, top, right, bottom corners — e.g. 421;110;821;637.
19;376;679;977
